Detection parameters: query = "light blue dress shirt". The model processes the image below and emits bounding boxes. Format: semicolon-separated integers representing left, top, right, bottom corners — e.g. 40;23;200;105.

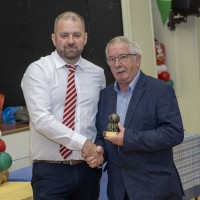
114;70;140;125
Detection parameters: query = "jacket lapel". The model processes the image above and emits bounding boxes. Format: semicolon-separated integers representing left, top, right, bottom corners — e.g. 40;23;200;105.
124;71;146;127
108;84;117;114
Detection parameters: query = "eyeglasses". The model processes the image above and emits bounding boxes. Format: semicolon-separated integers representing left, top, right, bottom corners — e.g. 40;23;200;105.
106;54;137;65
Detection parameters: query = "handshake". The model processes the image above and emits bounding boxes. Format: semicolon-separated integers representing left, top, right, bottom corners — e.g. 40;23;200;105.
81;139;104;169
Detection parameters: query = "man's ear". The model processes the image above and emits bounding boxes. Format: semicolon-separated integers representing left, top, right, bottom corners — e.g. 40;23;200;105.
84;32;88;45
136;54;141;67
51;33;56;47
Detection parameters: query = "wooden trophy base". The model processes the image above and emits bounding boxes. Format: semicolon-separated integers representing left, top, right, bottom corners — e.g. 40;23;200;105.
103;131;118;137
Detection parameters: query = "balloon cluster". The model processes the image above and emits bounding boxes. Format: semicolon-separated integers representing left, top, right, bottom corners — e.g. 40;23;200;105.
0;138;12;184
155;39;174;87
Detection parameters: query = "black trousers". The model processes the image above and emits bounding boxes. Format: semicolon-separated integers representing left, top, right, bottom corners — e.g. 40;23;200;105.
31;161;102;200
124;190;129;200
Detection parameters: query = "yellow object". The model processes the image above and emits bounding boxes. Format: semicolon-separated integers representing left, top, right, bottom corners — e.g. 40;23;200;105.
0;182;33;200
103;131;118;137
0;170;9;184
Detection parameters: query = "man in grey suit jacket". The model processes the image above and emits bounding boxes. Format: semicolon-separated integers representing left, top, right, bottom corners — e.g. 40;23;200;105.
93;36;184;200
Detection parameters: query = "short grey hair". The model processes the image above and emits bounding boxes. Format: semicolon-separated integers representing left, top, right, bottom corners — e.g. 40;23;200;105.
105;36;142;57
54;11;85;33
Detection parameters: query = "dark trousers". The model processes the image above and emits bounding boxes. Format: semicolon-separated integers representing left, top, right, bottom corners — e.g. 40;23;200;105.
124;190;129;200
31;162;102;200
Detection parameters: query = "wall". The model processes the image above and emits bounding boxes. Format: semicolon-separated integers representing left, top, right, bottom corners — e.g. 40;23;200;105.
0;0;123;108
151;0;200;133
121;0;157;77
121;0;200;133
2;131;31;171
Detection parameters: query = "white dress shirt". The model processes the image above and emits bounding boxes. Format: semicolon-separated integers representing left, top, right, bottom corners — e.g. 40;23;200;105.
21;50;106;161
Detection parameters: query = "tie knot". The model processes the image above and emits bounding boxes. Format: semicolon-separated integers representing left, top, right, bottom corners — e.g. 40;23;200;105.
66;65;76;73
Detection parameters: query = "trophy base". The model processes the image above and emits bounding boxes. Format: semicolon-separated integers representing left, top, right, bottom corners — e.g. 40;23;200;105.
103;131;118;137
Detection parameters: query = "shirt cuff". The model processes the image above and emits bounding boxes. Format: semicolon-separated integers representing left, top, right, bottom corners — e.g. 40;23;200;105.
70;133;87;151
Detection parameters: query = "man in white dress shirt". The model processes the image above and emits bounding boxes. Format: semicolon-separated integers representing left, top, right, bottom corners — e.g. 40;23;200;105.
21;11;105;200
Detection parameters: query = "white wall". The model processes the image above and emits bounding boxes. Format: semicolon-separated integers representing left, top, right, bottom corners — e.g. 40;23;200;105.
2;131;31;171
121;0;157;77
151;0;200;133
121;0;200;133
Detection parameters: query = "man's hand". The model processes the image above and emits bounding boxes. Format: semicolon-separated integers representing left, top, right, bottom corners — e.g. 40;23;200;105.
81;139;97;157
81;140;104;168
83;146;104;168
104;122;125;146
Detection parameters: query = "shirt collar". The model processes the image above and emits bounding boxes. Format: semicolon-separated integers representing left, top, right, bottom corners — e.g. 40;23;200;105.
52;50;84;70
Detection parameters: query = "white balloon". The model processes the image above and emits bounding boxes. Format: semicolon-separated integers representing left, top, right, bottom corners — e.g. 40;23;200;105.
160;64;168;72
157;65;162;74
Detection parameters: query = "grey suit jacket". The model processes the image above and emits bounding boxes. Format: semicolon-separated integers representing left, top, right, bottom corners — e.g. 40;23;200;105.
96;71;184;200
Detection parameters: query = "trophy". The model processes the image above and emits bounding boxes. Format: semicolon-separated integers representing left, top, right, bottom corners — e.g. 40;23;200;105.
103;113;120;137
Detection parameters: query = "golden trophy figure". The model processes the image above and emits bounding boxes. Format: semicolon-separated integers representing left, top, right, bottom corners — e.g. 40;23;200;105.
103;113;120;137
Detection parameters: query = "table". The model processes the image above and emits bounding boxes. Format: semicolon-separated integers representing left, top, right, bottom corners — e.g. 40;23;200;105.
173;132;200;200
0;123;29;136
0;182;33;200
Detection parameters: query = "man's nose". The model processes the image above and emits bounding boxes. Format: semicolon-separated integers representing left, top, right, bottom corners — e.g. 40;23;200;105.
68;35;74;43
115;58;121;66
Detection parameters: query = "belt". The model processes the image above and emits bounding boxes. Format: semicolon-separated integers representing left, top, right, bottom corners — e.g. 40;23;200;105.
33;159;84;165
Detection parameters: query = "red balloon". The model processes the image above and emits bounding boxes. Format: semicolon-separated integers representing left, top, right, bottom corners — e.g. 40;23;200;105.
158;71;170;81
0;139;6;152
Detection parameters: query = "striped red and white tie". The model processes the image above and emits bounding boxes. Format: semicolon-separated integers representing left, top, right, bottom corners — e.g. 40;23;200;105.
60;65;77;159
